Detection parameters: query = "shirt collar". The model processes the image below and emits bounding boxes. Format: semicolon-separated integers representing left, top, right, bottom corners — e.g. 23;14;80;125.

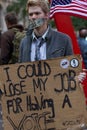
32;27;49;40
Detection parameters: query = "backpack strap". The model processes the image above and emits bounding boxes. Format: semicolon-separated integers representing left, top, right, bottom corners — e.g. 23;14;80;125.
9;28;26;63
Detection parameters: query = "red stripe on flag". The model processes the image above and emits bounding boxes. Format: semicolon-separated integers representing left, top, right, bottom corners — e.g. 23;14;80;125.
50;0;87;19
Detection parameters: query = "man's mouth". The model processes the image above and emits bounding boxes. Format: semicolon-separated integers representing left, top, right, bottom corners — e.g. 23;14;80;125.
28;18;46;30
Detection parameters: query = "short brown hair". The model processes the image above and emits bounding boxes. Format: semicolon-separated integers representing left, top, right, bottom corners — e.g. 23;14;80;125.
5;12;18;25
26;0;49;14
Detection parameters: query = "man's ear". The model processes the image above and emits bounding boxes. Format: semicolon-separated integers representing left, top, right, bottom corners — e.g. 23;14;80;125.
6;21;11;29
45;12;49;19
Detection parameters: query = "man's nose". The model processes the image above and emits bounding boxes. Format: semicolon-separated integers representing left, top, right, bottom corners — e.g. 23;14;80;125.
32;14;37;19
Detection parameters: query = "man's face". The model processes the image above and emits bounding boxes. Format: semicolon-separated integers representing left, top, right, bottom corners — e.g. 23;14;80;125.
28;6;48;21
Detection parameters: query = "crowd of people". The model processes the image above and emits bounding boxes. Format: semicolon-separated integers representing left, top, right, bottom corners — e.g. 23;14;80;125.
0;0;87;130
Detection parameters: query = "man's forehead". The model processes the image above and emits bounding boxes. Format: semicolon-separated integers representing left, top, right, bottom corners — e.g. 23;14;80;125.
28;6;43;13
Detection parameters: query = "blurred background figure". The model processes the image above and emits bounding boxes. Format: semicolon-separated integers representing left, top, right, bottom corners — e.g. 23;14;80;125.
1;11;25;64
78;27;87;69
0;28;1;64
86;29;87;41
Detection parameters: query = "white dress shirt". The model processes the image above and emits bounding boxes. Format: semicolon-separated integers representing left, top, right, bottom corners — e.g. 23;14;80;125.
31;28;49;61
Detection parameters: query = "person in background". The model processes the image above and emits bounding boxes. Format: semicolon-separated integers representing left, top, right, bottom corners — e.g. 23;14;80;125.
85;28;87;41
78;27;87;69
1;12;24;64
19;0;86;82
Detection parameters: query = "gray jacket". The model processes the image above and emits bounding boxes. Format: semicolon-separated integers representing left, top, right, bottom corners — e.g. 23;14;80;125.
19;27;73;63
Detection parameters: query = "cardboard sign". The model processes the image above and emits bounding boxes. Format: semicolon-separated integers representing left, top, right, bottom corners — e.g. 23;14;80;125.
0;55;87;130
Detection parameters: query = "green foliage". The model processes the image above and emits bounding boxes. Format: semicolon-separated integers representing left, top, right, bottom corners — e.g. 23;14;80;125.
49;19;55;28
6;0;28;19
71;16;87;30
49;16;87;30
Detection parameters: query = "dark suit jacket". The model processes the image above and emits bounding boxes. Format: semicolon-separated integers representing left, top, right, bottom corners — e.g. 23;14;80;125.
19;27;73;62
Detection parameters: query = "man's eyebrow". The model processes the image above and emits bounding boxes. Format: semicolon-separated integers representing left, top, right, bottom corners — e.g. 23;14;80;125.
29;12;41;15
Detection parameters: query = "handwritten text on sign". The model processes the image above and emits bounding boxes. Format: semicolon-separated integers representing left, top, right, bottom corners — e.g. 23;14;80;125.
0;55;86;130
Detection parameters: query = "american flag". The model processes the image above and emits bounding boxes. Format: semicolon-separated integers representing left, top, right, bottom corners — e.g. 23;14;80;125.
50;0;87;19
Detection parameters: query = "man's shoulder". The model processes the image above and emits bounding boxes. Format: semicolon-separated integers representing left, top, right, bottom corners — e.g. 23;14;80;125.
1;29;14;40
51;28;70;40
50;27;68;35
13;28;26;40
78;38;87;44
20;35;28;46
2;28;14;35
21;30;32;43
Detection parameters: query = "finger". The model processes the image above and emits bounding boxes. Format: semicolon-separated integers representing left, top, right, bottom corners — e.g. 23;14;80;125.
82;69;87;72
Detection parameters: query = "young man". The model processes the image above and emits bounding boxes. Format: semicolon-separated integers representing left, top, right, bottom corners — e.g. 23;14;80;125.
19;0;86;82
19;0;73;62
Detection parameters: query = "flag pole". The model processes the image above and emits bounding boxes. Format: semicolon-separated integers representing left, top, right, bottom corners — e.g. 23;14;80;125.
53;13;80;54
48;0;87;104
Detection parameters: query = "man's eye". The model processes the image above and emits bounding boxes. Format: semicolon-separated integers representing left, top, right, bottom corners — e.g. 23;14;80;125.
35;12;41;15
29;13;33;17
29;12;41;17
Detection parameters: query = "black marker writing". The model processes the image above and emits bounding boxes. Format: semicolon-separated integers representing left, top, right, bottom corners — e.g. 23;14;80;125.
62;94;72;108
54;69;76;93
33;78;48;92
3;80;27;97
4;67;11;82
7;112;51;130
7;97;23;114
26;95;55;118
17;61;51;79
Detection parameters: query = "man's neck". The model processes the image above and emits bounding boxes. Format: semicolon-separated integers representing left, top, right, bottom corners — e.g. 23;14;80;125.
34;24;48;37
